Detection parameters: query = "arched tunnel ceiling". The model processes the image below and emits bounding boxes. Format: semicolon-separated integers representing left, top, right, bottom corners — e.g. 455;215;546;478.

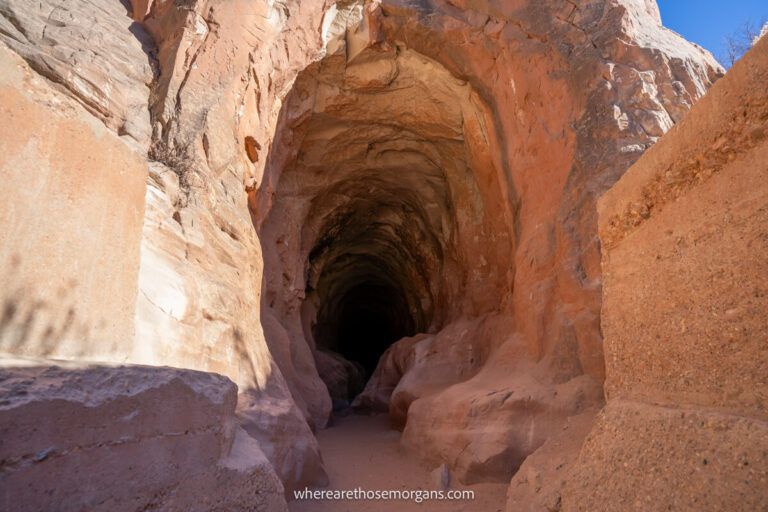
259;43;515;379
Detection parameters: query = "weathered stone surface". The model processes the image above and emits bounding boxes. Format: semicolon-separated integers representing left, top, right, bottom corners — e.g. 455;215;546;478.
359;315;601;483
505;410;598;512
0;0;155;145
597;36;768;413
252;2;720;486
0;0;331;493
563;402;768;511
120;6;721;475
314;349;365;406
0;361;287;511
237;384;329;495
389;319;501;430
131;161;330;492
259;310;331;429
352;334;426;414
122;0;336;444
563;36;768;509
402;342;603;484
0;44;147;360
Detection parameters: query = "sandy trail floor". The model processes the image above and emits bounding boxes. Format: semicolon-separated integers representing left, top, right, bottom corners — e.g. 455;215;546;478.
288;413;507;512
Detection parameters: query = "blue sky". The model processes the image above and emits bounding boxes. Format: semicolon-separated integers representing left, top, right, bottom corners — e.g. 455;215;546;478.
657;0;767;65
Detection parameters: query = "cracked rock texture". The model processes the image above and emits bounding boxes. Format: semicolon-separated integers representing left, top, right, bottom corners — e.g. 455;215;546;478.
0;0;155;145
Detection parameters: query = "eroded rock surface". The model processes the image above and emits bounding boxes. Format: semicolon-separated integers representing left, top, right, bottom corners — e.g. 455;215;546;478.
314;349;365;406
237;384;330;495
353;333;426;415
0;361;287;511
398;319;603;483
562;36;768;510
255;0;720;485
0;43;147;360
0;0;330;493
505;410;598;512
0;0;155;145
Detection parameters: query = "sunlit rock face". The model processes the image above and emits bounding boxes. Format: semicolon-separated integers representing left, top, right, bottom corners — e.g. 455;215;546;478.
0;0;729;506
563;36;768;511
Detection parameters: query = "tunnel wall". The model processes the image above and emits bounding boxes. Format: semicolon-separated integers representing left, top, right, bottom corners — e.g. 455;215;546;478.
256;42;517;402
562;37;768;510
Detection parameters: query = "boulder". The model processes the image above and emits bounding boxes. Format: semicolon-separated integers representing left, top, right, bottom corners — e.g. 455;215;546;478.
313;349;365;406
351;333;425;414
237;385;329;495
0;360;287;511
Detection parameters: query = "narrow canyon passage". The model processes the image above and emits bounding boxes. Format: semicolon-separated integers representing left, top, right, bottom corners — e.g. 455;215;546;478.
253;40;525;501
245;1;727;501
304;171;435;389
288;414;507;512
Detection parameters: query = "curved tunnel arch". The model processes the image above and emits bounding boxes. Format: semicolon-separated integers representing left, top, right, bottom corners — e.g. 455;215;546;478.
257;42;515;403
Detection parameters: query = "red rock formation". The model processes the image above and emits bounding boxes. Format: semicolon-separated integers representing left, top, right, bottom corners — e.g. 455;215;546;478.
0;45;147;359
562;35;768;510
253;0;721;486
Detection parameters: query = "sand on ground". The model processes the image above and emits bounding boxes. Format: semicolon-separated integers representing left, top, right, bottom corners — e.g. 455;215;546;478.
288;413;507;512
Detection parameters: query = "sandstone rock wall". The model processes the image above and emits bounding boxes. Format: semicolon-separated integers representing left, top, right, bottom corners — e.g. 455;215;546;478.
562;36;768;510
0;44;147;361
118;4;721;464
0;0;330;492
0;360;287;511
0;0;154;145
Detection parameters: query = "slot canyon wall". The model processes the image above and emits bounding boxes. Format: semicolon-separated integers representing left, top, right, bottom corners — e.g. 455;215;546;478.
562;36;768;510
2;0;764;510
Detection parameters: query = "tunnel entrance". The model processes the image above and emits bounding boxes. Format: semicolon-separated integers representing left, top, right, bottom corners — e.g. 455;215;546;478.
256;38;513;412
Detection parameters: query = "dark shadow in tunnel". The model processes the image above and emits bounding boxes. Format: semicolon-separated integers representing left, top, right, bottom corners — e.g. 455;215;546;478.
317;279;416;376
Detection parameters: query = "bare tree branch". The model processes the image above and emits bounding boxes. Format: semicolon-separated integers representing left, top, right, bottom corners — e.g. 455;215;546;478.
721;17;768;67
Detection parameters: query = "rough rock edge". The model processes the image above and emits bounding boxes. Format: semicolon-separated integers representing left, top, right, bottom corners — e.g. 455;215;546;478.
599;36;768;248
0;360;289;511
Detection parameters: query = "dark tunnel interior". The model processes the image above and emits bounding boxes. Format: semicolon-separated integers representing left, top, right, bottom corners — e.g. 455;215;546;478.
315;279;416;376
257;46;515;405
